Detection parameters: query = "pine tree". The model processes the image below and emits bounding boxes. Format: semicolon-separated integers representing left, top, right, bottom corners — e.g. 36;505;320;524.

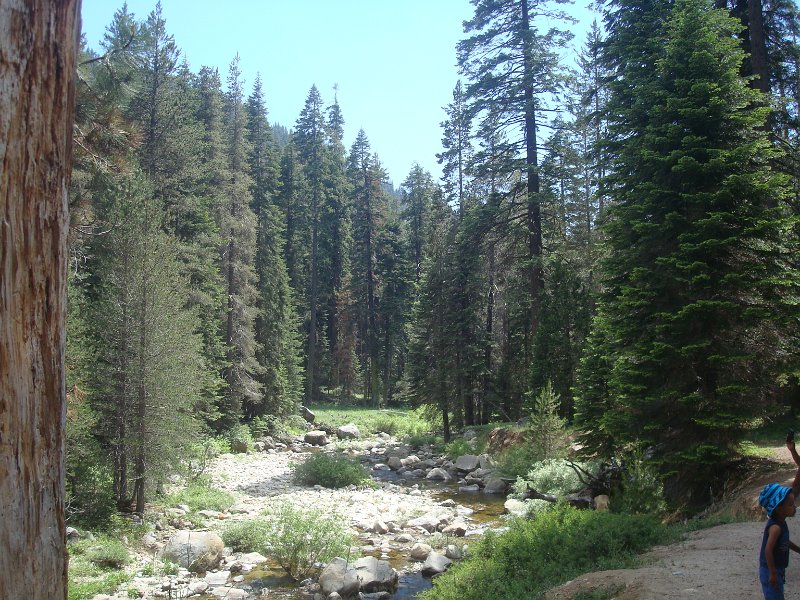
579;0;799;502
86;177;204;513
458;0;574;338
294;85;328;405
400;164;437;282
216;56;261;427
348;131;389;405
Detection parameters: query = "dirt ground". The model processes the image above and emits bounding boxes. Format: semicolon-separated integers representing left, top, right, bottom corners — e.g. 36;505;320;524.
543;452;800;600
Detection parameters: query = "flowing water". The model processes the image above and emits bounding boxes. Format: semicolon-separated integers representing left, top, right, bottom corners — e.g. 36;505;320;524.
224;474;508;599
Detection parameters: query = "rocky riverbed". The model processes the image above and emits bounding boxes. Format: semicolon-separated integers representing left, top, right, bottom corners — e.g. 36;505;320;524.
86;429;514;600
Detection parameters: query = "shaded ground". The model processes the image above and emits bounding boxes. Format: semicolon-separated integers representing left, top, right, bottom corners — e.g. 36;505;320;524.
544;450;800;600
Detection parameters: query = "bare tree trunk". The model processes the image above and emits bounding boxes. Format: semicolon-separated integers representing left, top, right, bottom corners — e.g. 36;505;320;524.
0;1;80;598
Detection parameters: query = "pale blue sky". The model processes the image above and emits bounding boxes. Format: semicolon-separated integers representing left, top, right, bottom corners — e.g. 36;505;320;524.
81;1;595;185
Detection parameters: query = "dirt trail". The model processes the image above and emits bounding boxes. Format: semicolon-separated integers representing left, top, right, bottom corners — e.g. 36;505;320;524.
545;454;800;600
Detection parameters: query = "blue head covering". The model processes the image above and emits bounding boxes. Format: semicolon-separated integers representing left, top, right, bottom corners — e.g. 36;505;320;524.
759;483;792;517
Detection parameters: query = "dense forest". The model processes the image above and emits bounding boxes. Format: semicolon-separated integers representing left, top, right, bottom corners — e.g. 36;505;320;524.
65;0;800;525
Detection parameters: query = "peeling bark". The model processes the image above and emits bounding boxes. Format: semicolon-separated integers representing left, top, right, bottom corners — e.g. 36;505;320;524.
0;1;80;598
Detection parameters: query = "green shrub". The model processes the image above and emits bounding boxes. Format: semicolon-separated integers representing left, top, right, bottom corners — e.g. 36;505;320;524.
222;518;271;552
443;437;474;459
526;381;566;460
613;452;666;516
260;502;354;580
406;431;438;449
496;443;541;480
372;414;400;435
227;424;253;452
512;459;588;498
68;570;131;600
292;452;370;488
420;504;673;600
72;537;131;570
167;477;235;512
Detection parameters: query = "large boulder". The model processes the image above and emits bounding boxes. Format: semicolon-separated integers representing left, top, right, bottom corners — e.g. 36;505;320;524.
483;477;508;495
300;405;316;423
353;556;398;593
410;543;432;561
304;430;328;446
425;468;451;481
387;456;404;470
337;423;361;439
161;531;224;572
454;455;481;472
504;498;529;518
319;557;360;599
422;552;452;576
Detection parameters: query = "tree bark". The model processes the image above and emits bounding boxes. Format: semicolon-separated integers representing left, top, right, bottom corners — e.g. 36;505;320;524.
0;1;80;598
747;0;770;93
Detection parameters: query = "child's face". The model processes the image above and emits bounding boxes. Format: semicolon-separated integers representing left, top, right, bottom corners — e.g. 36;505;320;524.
776;493;797;519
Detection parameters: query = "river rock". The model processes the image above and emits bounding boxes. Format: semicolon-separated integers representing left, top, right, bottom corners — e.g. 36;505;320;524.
402;455;421;467
210;587;246;599
479;453;496;469
300;406;316;423
387;456;403;470
319;557;360;599
406;514;440;533
504;498;529;518
410;542;432;560
337;423;360;439
454;455;481;472
305;430;328;446
425;468;451;481
445;544;465;560
483;477;508;495
422;552;452;576
442;521;467;537
354;556;398;593
205;571;229;586
239;551;268;564
161;531;224;572
458;484;480;493
594;494;610;511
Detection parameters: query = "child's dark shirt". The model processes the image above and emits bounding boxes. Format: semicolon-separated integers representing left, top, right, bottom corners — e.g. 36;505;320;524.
761;517;790;570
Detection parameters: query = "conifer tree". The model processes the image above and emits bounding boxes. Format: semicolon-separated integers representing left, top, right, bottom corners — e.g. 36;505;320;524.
578;0;799;502
86;177;204;513
246;74;303;419
458;0;574;339
215;56;261;426
294;85;329;405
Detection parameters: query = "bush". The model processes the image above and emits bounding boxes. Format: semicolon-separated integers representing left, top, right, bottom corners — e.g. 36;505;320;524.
496;443;541;480
292;452;370;488
406;431;438;449
527;381;566;460
372;414;401;435
613;452;666;516
227;424;253;452
260;502;354;580
222;518;271;552
513;459;587;498
167;477;235;512
442;437;474;459
420;504;673;600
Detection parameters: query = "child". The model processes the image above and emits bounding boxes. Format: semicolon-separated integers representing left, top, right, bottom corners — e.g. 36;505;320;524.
758;436;800;600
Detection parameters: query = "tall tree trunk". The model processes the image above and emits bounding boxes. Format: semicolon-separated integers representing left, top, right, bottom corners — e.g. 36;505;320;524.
0;1;79;597
747;0;770;93
308;188;318;406
483;243;495;425
521;0;543;338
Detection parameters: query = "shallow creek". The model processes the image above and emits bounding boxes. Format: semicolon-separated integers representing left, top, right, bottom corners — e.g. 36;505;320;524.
205;446;509;600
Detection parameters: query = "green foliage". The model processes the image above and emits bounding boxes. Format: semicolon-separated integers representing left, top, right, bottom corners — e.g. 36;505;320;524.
496;443;541;480
309;404;427;437
513;459;587;498
442;437;476;459
527;381;566;460
420;505;673;600
613;453;666;516
227;424;253;452
222;518;271;552
292;452;370;488
577;0;800;504
260;502;354;580
406;431;439;449
167;477;235;512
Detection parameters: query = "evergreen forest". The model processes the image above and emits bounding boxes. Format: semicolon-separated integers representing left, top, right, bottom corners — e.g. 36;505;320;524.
66;0;800;526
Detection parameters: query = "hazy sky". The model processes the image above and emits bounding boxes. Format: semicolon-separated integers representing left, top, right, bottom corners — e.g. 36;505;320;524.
81;1;595;185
